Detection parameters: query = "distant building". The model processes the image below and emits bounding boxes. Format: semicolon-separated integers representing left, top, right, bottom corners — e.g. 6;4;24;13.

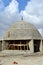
0;21;43;54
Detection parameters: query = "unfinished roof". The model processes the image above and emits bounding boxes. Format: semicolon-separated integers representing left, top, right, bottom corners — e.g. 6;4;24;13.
4;21;42;40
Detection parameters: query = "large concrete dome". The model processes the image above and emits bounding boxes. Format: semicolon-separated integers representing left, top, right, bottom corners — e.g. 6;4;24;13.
4;21;42;40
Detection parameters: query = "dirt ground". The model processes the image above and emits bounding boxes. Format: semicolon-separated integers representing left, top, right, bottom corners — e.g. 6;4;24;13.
0;55;43;65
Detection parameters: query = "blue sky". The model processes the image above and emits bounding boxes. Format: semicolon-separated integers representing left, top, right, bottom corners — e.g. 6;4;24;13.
2;0;29;12
2;0;12;7
17;0;30;12
0;0;43;38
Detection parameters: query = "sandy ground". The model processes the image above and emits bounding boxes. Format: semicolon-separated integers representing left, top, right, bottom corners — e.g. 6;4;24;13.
0;55;43;65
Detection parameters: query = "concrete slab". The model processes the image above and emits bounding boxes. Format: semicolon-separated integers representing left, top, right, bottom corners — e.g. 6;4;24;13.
0;55;43;65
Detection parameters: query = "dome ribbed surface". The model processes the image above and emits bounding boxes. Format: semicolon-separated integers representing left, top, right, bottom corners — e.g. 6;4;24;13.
4;21;42;40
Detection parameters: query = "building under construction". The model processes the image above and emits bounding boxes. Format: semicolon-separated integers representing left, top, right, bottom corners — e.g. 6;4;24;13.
0;21;43;54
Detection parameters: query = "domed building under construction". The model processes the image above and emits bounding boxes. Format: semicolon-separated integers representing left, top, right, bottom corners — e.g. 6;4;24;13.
0;21;43;55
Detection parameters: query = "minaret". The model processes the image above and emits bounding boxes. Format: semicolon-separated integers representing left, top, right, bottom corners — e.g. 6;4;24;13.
21;16;23;21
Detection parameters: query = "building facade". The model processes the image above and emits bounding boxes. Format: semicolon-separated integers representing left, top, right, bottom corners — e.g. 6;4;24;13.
0;21;43;54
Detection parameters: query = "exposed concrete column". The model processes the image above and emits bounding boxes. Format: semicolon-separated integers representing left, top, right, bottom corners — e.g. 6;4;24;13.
27;41;28;50
20;41;21;50
27;45;28;50
40;40;42;52
6;42;9;50
29;40;34;53
2;40;6;50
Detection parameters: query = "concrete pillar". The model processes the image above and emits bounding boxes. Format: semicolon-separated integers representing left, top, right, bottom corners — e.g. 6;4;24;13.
27;45;28;50
6;42;9;50
2;40;7;50
40;40;42;52
29;40;34;53
20;41;21;50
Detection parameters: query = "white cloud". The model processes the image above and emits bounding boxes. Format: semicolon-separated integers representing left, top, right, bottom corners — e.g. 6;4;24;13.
0;0;43;38
0;0;21;38
4;0;19;15
20;0;43;37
